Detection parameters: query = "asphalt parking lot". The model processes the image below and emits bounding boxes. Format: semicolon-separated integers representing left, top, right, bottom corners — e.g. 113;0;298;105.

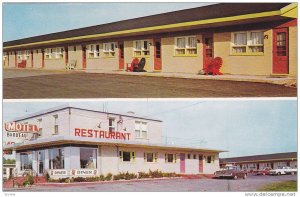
3;69;297;98
4;175;297;192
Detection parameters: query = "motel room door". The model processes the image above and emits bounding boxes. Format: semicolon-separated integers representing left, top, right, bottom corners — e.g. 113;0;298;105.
180;153;185;174
31;50;34;68
203;34;214;69
154;38;162;71
118;41;124;70
37;150;45;176
199;154;204;173
273;28;289;74
82;45;87;69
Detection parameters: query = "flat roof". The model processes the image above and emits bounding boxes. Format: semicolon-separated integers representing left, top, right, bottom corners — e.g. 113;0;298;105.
3;135;226;153
220;152;297;163
13;104;162;123
4;3;293;48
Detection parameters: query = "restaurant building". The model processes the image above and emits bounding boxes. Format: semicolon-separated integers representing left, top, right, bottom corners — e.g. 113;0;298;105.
220;152;297;171
3;3;297;76
3;105;223;179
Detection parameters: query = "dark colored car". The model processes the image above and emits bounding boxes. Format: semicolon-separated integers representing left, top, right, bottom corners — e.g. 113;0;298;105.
253;167;272;175
214;165;248;180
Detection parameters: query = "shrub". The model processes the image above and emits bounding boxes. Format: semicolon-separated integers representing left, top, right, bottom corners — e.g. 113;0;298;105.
45;172;50;181
23;180;30;187
105;173;112;181
85;176;99;182
149;170;163;178
73;177;86;182
27;175;34;185
99;175;105;181
113;174;121;180
138;172;150;179
124;172;137;180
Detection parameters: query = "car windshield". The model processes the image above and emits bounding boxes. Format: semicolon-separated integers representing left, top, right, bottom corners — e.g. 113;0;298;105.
225;166;236;170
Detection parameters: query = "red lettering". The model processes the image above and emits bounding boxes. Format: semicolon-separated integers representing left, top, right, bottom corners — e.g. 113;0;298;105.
87;130;93;137
93;130;99;138
121;133;126;140
99;130;105;138
104;131;110;138
126;133;131;140
75;128;81;136
110;132;116;139
81;129;87;137
116;132;120;139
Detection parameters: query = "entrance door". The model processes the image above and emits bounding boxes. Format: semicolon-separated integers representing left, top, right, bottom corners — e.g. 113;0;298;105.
273;28;289;74
31;50;34;67
42;50;45;68
82;45;87;69
154;38;162;71
203;34;214;69
180;153;185;174
65;47;69;65
37;150;45;176
118;41;124;69
199;154;204;173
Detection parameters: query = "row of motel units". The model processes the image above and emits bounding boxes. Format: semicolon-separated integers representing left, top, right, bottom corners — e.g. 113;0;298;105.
220;152;297;171
3;3;297;76
3;105;224;179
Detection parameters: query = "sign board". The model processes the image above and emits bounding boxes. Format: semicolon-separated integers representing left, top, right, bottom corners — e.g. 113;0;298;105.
50;170;68;176
74;128;131;140
71;169;98;176
5;122;39;133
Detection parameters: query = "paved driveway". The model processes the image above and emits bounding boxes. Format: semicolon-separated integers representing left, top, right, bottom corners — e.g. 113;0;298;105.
3;69;296;98
4;175;297;192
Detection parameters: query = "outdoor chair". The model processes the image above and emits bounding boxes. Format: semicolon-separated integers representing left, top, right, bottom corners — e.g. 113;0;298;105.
17;60;26;68
126;58;139;72
135;58;147;72
66;60;77;70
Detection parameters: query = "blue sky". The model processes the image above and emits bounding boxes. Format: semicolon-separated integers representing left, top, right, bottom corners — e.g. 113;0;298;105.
3;100;297;158
3;2;214;42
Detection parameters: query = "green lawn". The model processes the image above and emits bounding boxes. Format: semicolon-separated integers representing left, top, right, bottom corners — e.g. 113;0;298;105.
257;180;297;191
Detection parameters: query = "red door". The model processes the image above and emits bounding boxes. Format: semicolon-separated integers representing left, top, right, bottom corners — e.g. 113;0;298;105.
273;28;289;74
180;153;185;174
203;34;214;69
199;155;203;173
14;51;17;67
42;50;45;68
154;38;162;71
118;41;124;69
31;50;34;67
82;45;87;69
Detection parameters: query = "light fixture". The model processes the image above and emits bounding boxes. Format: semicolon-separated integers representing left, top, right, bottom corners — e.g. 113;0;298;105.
197;39;201;43
148;42;152;46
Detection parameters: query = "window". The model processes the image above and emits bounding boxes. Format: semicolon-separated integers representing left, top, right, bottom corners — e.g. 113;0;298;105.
17;51;23;60
88;44;100;58
49;148;64;169
108;118;115;132
193;154;197;159
165;153;177;163
175;36;197;55
231;31;264;54
135;121;147;139
103;42;116;57
24;50;30;60
20;152;33;170
187;154;191;159
45;48;52;59
53;115;58;135
55;48;63;59
119;151;135;162
206;155;215;163
133;40;150;57
36;50;39;53
144;152;158;163
80;148;97;169
74;46;76;52
37;119;42;137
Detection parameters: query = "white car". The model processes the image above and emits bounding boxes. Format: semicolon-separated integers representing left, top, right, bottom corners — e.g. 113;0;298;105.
269;166;297;175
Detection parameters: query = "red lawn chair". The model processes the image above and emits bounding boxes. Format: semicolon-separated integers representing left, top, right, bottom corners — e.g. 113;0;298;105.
126;58;139;72
203;57;223;75
18;60;27;68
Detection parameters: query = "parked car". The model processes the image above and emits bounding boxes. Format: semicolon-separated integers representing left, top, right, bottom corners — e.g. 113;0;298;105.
269;166;297;175
253;167;272;175
214;165;247;179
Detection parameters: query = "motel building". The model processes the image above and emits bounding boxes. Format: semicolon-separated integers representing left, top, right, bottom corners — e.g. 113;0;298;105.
3;105;223;179
220;152;297;171
3;3;297;76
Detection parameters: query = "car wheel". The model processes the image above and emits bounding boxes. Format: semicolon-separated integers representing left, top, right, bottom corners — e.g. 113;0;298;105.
277;172;281;176
243;174;247;179
233;175;238;180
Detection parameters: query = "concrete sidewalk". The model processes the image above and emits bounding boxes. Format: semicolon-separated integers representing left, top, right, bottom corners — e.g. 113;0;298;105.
86;69;297;87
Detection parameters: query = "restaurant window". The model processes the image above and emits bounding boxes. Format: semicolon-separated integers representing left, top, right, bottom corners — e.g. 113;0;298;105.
49;148;64;169
119;151;136;162
88;44;100;58
55;47;63;59
17;51;23;60
187;154;191;159
108;118;115;132
103;42;116;57
207;156;212;163
24;50;30;60
133;40;150;57
37;118;42;137
144;152;158;163
165;153;177;163
20;152;33;170
36;49;39;53
80;148;97;169
45;48;52;59
231;31;264;54
135;121;147;139
73;46;76;52
193;154;197;159
53;115;58;135
175;36;197;55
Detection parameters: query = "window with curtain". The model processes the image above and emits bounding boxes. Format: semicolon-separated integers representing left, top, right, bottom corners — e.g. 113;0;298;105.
55;48;63;59
232;31;264;54
45;48;52;59
135;121;147;139
88;44;100;58
175;36;197;55
20;152;33;170
103;42;116;57
49;148;64;169
80;148;97;169
133;40;149;57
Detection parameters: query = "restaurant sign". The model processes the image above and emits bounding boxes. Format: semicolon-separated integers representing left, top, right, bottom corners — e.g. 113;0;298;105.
75;128;131;140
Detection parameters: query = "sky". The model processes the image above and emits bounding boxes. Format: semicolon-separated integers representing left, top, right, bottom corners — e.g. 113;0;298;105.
3;2;214;42
3;99;297;158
